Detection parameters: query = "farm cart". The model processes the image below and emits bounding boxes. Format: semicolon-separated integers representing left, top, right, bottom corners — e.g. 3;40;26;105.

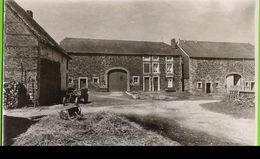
62;88;89;106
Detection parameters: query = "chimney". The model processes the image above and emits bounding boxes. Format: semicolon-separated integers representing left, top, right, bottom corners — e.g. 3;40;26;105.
171;38;176;48
26;10;33;18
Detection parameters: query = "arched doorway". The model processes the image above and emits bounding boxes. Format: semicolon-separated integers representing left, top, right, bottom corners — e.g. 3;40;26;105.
108;69;127;92
226;73;242;90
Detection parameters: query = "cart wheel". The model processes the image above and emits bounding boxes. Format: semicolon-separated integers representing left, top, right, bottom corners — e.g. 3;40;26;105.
75;97;78;105
62;97;66;106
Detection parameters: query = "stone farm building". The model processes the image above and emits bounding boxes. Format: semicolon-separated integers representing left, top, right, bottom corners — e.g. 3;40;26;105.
4;0;71;105
60;38;182;92
177;40;255;95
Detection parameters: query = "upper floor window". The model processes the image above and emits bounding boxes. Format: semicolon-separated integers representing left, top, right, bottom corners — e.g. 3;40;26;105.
143;63;150;74
152;56;159;61
143;56;151;61
166;56;173;61
152;62;160;74
166;63;173;74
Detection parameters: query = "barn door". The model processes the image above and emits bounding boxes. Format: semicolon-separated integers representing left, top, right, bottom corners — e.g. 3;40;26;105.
39;58;61;105
108;70;127;92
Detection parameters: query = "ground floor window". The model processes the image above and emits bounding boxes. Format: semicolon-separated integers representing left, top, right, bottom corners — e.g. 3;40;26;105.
78;77;88;89
167;78;173;88
215;81;220;89
197;82;203;89
132;76;140;85
250;81;255;91
92;77;99;85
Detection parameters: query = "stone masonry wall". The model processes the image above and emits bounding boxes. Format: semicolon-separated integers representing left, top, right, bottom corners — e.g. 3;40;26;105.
4;6;39;102
68;54;182;92
188;58;255;94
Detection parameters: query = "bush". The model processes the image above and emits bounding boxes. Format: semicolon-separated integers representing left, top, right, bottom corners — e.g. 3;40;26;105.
3;81;30;109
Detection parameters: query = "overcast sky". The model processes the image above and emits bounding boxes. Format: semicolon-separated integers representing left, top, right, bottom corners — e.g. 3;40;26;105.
15;0;256;45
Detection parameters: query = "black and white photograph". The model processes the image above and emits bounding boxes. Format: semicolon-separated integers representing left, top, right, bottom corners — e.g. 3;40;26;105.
2;0;257;146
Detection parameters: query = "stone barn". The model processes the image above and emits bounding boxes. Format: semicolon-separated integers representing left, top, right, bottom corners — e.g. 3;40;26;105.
60;38;182;92
4;0;71;106
176;40;255;95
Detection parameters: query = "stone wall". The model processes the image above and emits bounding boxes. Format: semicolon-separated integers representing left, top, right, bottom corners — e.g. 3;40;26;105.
68;54;182;92
188;58;255;94
4;5;69;105
4;6;39;102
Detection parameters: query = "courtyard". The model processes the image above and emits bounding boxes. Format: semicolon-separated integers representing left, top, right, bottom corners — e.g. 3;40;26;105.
4;92;256;146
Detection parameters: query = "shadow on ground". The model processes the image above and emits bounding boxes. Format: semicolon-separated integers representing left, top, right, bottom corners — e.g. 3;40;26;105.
3;115;40;146
123;114;241;146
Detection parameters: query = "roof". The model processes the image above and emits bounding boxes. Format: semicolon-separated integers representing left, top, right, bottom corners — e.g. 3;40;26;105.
60;38;179;56
178;40;255;59
5;0;71;59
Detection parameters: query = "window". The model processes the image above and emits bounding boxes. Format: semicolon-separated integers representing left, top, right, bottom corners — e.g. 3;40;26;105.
215;81;219;89
197;82;202;89
152;56;159;61
143;63;150;74
78;77;88;89
92;77;99;85
143;56;151;61
250;81;255;91
245;81;250;89
167;78;173;88
152;63;160;74
166;56;173;61
132;76;140;85
166;63;173;74
68;77;73;85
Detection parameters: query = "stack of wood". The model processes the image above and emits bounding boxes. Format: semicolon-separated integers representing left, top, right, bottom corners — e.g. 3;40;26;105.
3;81;30;109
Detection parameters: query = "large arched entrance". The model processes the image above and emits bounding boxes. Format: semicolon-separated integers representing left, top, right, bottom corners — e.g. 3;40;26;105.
107;69;128;92
226;73;242;91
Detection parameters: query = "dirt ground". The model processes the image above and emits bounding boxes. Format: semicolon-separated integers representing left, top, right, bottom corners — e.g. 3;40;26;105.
4;92;256;146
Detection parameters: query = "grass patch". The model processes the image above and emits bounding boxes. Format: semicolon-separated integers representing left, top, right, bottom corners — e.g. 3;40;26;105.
12;112;179;146
123;114;241;146
200;101;255;119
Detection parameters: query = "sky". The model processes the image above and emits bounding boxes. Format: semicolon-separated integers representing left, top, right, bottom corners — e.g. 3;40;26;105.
15;0;256;45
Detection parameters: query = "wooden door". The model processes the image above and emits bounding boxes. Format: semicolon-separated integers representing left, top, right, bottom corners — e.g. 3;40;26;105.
144;77;150;92
108;70;127;92
153;77;159;91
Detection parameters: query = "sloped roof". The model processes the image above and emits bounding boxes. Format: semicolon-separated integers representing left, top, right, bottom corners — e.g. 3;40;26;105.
5;0;71;59
178;40;255;59
60;38;179;56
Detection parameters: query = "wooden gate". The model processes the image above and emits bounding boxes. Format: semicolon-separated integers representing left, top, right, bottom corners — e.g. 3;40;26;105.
108;70;127;92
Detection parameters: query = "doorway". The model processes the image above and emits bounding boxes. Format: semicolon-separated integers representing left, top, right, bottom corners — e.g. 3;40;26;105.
206;83;211;93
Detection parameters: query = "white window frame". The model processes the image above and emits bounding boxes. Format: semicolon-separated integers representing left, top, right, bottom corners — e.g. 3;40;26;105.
152;56;159;61
143;76;151;91
167;77;173;88
152;62;160;74
250;81;255;91
92;77;99;85
215;81;220;89
152;76;160;91
78;77;88;89
166;63;174;74
165;56;173;61
197;82;203;89
132;76;140;85
143;62;151;74
68;77;74;85
143;56;151;61
245;81;250;87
